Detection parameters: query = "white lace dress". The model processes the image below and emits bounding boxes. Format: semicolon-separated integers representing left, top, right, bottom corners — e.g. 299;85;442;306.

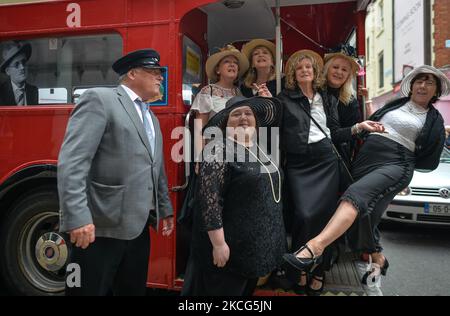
191;84;241;120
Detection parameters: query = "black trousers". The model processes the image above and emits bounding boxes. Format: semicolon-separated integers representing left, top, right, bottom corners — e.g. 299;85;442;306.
65;225;151;296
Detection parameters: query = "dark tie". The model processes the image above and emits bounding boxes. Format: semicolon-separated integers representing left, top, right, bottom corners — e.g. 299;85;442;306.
16;87;25;106
136;100;155;156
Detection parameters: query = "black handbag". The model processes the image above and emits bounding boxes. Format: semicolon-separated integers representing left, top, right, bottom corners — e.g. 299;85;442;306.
177;163;198;227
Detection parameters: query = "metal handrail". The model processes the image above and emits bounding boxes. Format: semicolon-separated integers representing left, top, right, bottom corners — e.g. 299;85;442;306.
171;110;192;192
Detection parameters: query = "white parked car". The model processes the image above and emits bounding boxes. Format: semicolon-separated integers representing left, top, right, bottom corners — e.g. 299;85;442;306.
383;147;450;225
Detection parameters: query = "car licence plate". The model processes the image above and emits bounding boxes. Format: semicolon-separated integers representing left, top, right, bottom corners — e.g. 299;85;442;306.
424;203;450;215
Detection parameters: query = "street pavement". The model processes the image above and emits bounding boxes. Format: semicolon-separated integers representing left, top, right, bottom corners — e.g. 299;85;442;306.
378;222;450;296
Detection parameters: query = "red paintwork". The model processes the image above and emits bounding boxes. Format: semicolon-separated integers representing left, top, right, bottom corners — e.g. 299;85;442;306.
280;2;358;57
0;0;367;292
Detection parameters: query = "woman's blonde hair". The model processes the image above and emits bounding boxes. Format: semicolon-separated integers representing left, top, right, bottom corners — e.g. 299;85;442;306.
243;46;276;88
322;58;355;105
285;53;324;91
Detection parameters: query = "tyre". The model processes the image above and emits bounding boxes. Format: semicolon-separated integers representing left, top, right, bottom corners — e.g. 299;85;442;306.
0;187;68;296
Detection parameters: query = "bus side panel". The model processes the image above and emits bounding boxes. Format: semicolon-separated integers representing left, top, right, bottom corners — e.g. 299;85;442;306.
0;0;127;35
129;0;170;23
146;113;181;289
0;108;70;184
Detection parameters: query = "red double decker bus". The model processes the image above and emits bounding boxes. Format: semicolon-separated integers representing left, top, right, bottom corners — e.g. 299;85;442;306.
0;0;370;295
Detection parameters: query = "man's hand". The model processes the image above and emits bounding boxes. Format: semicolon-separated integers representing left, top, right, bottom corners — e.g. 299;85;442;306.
69;224;95;249
161;216;174;236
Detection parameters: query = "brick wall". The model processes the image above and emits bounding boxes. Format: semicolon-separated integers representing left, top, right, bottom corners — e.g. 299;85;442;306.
433;0;450;68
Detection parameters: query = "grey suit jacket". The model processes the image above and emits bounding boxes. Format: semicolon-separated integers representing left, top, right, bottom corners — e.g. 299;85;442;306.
58;86;173;240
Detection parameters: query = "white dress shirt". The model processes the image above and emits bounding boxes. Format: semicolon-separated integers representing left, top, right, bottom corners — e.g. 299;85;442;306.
121;84;156;141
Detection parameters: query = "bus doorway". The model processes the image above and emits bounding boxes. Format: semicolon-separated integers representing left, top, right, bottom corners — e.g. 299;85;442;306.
177;0;370;295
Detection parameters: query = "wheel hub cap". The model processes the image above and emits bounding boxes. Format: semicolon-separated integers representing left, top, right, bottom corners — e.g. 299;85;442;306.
35;233;68;272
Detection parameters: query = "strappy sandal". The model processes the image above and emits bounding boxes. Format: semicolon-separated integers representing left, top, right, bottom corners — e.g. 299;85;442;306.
283;244;323;272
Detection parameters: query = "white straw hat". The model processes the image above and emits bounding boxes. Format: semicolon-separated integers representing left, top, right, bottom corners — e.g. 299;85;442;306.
400;65;450;97
241;39;276;61
205;45;249;82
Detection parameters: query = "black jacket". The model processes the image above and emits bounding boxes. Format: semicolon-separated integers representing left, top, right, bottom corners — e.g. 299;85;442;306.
0;80;38;106
366;97;445;171
277;87;353;154
325;87;361;166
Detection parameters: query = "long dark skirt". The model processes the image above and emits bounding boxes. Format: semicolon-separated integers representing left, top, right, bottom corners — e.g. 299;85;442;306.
285;139;340;273
343;135;415;253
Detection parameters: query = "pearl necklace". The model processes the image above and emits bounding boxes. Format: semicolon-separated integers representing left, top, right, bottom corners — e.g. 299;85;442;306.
243;143;281;204
407;101;429;115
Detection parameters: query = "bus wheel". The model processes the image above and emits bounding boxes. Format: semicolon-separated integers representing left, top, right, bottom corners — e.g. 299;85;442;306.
0;188;68;296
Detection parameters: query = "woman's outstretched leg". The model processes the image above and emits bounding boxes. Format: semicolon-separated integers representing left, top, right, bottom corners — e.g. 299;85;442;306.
295;200;358;259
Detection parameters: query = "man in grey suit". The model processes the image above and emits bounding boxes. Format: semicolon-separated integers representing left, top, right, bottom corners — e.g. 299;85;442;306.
58;48;174;296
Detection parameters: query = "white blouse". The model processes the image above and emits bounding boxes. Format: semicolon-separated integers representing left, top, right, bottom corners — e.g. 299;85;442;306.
373;101;428;152
191;84;241;120
308;93;331;144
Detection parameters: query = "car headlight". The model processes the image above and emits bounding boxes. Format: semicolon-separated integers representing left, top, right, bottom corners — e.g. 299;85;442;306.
397;187;411;196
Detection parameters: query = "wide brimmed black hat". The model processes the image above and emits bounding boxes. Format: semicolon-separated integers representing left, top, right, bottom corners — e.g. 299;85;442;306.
112;48;165;75
203;96;281;132
1;41;32;73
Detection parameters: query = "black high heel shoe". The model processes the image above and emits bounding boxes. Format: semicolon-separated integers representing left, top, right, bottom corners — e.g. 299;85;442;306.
306;273;325;296
283;244;323;272
293;271;308;295
380;257;389;276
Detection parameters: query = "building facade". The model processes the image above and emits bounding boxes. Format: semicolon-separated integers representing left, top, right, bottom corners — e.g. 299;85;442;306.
365;0;449;122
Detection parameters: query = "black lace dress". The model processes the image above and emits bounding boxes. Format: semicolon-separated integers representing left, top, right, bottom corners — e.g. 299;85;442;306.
182;139;286;295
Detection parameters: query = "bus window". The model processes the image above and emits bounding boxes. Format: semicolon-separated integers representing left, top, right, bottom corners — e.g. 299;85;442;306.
0;34;122;106
182;36;203;106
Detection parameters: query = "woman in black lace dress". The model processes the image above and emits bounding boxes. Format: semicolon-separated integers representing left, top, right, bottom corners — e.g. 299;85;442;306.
181;96;285;296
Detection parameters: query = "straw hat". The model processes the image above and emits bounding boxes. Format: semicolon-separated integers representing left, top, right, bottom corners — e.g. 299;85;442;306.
400;65;450;97
241;39;276;61
1;41;32;73
205;45;249;82
204;96;281;131
285;49;323;75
